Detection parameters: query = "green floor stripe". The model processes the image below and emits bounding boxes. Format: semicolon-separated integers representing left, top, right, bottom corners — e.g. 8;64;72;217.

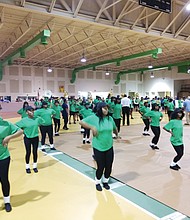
46;150;189;219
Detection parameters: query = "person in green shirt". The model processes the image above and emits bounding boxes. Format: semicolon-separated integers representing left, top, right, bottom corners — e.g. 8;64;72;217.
79;102;118;191
167;98;175;121
34;101;56;152
51;100;63;136
163;108;184;171
17;101;29;118
16;106;44;174
79;102;94;144
112;97;122;137
0;113;23;212
144;103;163;150
139;101;151;136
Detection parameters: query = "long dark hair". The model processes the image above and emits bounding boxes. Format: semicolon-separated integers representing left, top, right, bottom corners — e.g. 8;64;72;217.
23;101;29;109
170;108;184;120
96;103;110;124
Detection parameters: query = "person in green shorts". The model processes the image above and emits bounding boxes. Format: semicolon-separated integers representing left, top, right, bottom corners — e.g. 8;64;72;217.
0;110;23;212
163;108;185;171
17;101;29;118
16;106;44;174
144;103;163;150
79;102;118;191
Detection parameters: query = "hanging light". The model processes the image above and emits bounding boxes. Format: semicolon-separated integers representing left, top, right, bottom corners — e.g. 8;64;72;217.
80;52;86;63
150;72;154;78
186;3;190;10
148;63;153;69
187;67;190;74
47;66;52;73
105;69;110;76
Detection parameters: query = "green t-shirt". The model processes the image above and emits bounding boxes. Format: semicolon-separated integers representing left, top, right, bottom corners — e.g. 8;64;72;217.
163;119;183;146
0;117;20;160
139;106;151;119
83;115;116;151
34;108;56;126
112;104;122;119
79;108;94;118
167;102;175;111
145;110;163;127
17;108;28;118
16;116;44;138
52;105;63;119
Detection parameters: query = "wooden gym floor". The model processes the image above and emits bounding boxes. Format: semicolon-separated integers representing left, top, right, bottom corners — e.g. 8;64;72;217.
0;106;190;219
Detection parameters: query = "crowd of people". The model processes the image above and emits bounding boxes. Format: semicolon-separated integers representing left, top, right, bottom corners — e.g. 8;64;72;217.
0;93;189;211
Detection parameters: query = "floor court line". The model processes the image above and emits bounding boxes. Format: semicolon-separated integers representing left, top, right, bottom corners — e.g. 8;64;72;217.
43;149;190;220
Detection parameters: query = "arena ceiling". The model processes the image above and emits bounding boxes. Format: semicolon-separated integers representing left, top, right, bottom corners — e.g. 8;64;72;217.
0;0;190;76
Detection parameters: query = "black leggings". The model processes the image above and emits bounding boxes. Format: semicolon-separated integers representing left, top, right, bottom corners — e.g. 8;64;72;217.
24;136;39;164
83;128;90;139
40;125;53;145
53;118;60;133
150;126;160;145
0;157;10;197
93;147;114;180
143;119;150;131
114;118;121;133
172;144;184;163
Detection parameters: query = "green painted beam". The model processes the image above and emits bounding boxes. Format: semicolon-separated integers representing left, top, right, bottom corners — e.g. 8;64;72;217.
115;60;190;84
0;29;50;81
70;48;162;83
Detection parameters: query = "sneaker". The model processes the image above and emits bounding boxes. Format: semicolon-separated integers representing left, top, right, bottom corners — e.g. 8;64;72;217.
33;168;38;173
26;168;31;174
96;184;102;191
149;144;155;150
176;164;181;169
86;141;91;144
83;140;85;144
42;149;46;152
131;117;134;119
170;165;179;171
142;132;146;136
103;183;110;190
154;146;159;150
50;147;56;150
55;133;59;136
5;203;12;212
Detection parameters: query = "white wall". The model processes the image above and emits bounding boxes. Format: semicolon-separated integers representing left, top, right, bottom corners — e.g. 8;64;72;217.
0;65;189;101
142;67;190;98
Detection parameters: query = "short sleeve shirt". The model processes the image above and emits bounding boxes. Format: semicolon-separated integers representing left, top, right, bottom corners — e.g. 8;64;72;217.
145;111;163;127
83;115;116;151
16;116;44;138
0;117;20;160
164;119;183;146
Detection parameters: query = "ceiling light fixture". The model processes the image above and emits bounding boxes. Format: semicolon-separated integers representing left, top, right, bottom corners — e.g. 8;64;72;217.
186;3;190;10
47;66;52;73
148;63;153;69
150;72;154;78
187;67;190;74
80;52;86;63
105;69;110;76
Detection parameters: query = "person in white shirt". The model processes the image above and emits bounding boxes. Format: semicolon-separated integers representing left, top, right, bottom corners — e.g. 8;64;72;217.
121;94;131;126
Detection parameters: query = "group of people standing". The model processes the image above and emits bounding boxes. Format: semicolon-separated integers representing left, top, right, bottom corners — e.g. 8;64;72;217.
0;93;187;212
